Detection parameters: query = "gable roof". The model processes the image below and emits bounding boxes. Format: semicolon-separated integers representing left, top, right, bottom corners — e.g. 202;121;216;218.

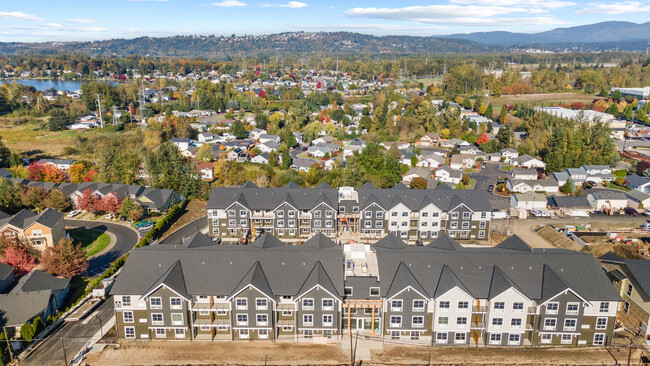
302;232;337;249
540;264;583;304
434;265;472;298
624;260;650;296
242;181;258;188
143;260;188;300
231;261;274;299
495;235;533;252
20;270;69;292
386;262;428;299
488;266;525;299
251;233;286;249
427;235;462;251
296;261;339;299
374;233;408;250
180;232;216;248
626;174;650;187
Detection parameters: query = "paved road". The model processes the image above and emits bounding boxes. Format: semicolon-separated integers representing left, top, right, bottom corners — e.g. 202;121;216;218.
65;219;139;277
22;300;114;366
159;216;208;245
470;162;510;211
616;138;650;156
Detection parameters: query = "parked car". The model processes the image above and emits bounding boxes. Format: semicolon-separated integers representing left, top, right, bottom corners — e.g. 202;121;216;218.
583;182;593;189
487;184;494;192
67;210;81;218
105;213;114;219
625;207;639;216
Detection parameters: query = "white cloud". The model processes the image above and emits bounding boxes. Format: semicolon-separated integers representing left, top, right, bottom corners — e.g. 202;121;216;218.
0;11;42;21
212;0;247;6
13;23;109;32
279;1;307;8
450;0;576;8
67;18;96;24
576;1;650;14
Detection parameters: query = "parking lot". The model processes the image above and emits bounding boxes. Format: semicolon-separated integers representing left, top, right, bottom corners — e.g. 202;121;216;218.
470;162;510;210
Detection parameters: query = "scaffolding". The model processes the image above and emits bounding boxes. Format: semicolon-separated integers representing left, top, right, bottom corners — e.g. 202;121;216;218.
338;214;360;237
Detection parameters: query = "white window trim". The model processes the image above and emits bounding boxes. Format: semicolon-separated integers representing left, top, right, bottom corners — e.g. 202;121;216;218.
150;297;162;309
256;298;268;310
170;297;183;310
124;326;135;339
171;313;184;326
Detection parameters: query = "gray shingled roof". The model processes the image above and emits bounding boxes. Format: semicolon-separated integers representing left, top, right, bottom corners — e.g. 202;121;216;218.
0;290;52;327
427;235;462;251
626;174;650;187
20;270;69;292
231;261;274;299
0;262;13;281
488;266;523;299
302;233;337;249
386;262;427;299
495;235;533;252
624;260;650;296
297;261;339;298
143;260;188;299
356;187;492;212
206;186;339;211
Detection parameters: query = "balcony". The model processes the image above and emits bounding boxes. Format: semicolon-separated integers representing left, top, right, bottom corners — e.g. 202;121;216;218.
471;321;485;329
192;303;217;312
527;307;536;314
473;306;487;313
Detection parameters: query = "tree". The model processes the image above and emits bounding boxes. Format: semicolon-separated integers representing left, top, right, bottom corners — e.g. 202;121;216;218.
499;107;508;124
69;162;93;183
476;133;489;146
605;103;619;116
40;238;88;277
20;321;35;341
484;103;493;119
410;155;418;168
48;108;69;131
280;149;292;169
96;195;121;214
561;179;574;194
622;104;634;120
44;189;71;211
637;110;650;125
0;178;21;214
1;245;36;277
268;150;278;167
612;89;622;101
0;137;11;168
31;316;44;337
77;188;98;212
118;197;143;221
232;121;247;139
462;97;473;109
330;109;344;122
20;186;47;211
599;87;609;97
410;177;428;189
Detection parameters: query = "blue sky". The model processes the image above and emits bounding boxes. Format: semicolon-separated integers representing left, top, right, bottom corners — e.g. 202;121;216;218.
1;0;649;42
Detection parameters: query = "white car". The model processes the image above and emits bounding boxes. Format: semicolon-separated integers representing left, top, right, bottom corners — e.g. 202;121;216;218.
105;213;114;219
67;210;80;218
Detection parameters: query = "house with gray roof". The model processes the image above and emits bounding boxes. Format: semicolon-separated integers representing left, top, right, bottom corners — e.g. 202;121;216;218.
627;174;650;194
112;232;620;347
0;208;65;250
587;190;629;211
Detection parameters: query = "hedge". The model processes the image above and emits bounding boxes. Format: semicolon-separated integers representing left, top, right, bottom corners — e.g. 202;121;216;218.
136;199;189;248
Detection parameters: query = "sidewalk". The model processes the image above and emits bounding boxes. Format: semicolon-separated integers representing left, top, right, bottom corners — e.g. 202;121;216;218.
339;332;384;361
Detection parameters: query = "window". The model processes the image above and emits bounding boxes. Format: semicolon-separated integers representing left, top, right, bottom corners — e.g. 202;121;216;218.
325;210;333;218
627;284;633;296
413;299;425;312
624;301;630;314
436;332;448;343
364;220;372;228
544;318;556;330
596;317;607;330
123;311;134;323
422;212;428;218
566;303;579;315
32;229;43;236
239;210;246;217
171;313;183;325
457;317;467;325
303;314;313;326
277;211;284;218
412;316;424;328
438;317;449;326
288;220;295;227
493;302;505;310
199;309;209;316
421;222;428;227
450;222;458;229
155;328;166;338
174;329;185;339
151;313;163;325
593;333;605;345
228;210;235;217
462;212;470;220
258;329;269;339
344;287;353;296
455;333;466;343
451;212;459;220
390;300;403;312
122;296;132;307
458;301;469;309
561;334;572;344
481;212;487;219
365;211;372;218
256;298;268;310
170;297;182;309
513;302;524;311
370;287;380;296
564;319;577;331
410;331;420;340
314;211;321;218
303;298;314;310
492;318;503;326
402;212;408;217
391;212;397;217
391;331;400;340
318;299;333;311
257;314;268;326
282;310;292;316
489;333;502;345
376;221;383;228
277;220;284;227
236;298;247;310
124;326;135;339
462;222;470;229
314;220;321;228
508;334;520;345
376;211;383;219
217;309;227;315
323;314;333;327
288;210;296;218
439;301;450;310
390;316;402;328
237;314;248;326
217;325;229;331
546;302;559;314
479;221;486;229
478;230;485;239
599;302;609;313
511;318;522;327
325;220;332;228
239;329;249;339
228;219;236;227
541;334;552;344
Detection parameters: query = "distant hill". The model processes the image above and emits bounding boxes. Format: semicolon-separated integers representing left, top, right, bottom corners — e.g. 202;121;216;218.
0;32;498;57
439;21;650;46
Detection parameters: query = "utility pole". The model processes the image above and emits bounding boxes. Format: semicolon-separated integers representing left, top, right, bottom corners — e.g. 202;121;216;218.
61;336;69;366
98;313;104;338
3;326;14;364
349;324;353;366
627;335;633;366
95;94;103;128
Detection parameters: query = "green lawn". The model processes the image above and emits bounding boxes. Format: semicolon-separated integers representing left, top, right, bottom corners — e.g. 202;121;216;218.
456;178;476;190
67;228;111;257
499;165;515;171
606;184;630;192
61;275;90;310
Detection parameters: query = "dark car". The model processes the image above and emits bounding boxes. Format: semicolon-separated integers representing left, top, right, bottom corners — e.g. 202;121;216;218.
487;184;494;192
625;207;639;216
583;182;593;189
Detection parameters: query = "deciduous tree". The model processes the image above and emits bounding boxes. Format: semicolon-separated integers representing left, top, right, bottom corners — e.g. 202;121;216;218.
40;238;88;277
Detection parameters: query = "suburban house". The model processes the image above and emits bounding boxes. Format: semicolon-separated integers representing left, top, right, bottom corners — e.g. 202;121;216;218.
510;193;547;210
599;253;650;341
509;168;538;181
419;133;440;147
37;158;76;171
435;167;462;185
449;154;475;171
459;145;479;155
417;154;445;169
546;196;592;217
566;168;588;184
195;162;214;181
582;165;615;183
402;167;431;184
293;131;304;144
506;179;559;194
112;233;619;347
500;148;519;163
625;190;650;210
551;172;570;186
380;141;410;150
0;269;70;335
206;182;492;242
251;153;270;165
171;137;193;151
259;134;281;144
587;191;628;211
626;175;650;194
258;141;279;153
250;128;267;141
291;158;322;172
0;208;65;249
308;146;334;158
513;155;546;169
136;188;182;212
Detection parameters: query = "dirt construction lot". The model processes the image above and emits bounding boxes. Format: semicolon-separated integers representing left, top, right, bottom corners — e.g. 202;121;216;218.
85;337;648;366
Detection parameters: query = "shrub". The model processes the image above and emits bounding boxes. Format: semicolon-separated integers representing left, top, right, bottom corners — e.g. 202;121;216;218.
32;316;44;337
20;321;34;341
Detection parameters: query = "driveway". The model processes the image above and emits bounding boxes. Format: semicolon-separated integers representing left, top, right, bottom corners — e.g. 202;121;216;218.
470;162;510;210
22;300;115;366
159;216;208;245
65;219;139;277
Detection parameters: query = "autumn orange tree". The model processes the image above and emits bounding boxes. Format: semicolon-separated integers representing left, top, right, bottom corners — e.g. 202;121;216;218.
0;237;38;277
69;162;95;183
40;238;88;277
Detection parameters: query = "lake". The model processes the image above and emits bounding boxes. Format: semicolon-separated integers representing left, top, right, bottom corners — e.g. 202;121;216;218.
1;79;120;92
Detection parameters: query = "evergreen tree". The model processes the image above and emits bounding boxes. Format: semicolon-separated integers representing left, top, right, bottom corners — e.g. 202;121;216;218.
280;149;291;169
484;103;493;119
622;105;634;120
605;103;619;116
599;86;609;97
232;121;247;139
612;89;622;100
